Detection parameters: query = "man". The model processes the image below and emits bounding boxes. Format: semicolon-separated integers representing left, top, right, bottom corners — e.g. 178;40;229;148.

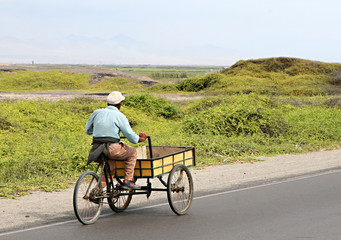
85;91;148;190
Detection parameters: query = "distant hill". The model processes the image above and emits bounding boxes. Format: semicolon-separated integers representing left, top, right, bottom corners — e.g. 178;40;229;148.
223;57;341;76
217;57;341;95
177;57;341;96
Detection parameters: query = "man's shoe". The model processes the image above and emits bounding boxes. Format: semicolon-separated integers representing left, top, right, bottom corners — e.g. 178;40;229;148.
121;180;141;190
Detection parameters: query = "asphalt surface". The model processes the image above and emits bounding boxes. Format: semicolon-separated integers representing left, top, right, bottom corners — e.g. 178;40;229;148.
1;170;341;240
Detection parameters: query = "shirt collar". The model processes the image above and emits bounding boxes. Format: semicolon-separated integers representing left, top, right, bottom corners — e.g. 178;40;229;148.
106;105;119;111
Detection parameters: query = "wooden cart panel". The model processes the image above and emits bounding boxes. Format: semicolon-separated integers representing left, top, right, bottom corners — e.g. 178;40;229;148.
115;146;196;178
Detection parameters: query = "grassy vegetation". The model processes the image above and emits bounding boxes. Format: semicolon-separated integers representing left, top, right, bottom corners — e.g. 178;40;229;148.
0;70;90;92
113;66;220;82
88;77;144;93
0;57;340;198
163;57;341;96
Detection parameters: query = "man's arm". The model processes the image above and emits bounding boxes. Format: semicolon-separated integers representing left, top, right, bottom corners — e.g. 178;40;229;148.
85;112;96;135
117;113;140;144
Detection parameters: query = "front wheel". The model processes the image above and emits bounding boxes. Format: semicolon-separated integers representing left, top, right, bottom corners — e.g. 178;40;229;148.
73;171;103;225
167;164;194;215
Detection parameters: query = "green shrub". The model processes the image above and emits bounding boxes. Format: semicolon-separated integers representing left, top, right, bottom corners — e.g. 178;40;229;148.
182;94;288;137
284;106;341;144
327;73;341;86
88;77;143;93
182;96;223;113
177;73;223;92
0;100;92;196
124;94;179;119
147;83;179;92
0;115;13;130
323;97;341;108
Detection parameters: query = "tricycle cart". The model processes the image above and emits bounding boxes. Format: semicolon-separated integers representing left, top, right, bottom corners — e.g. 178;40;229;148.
73;137;196;225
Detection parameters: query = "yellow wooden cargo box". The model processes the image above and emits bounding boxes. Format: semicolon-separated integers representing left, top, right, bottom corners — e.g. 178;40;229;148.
114;146;196;178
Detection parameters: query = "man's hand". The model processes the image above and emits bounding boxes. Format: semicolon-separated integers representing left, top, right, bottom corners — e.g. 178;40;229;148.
138;132;148;142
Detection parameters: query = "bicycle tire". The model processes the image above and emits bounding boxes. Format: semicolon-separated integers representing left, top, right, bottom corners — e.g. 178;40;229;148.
73;171;103;225
167;164;194;215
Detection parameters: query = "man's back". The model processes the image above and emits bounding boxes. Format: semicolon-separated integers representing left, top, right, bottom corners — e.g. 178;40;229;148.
86;105;139;144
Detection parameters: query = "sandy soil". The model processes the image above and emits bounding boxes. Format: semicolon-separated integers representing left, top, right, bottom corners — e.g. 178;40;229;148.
1;148;340;233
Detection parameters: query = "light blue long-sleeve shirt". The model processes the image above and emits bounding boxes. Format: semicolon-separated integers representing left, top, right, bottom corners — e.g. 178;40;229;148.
85;106;139;144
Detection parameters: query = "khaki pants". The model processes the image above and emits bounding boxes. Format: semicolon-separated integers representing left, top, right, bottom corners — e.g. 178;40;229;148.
100;143;137;187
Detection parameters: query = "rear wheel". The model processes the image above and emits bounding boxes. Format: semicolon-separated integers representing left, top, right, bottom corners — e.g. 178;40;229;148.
167;164;194;215
107;178;133;212
73;171;103;225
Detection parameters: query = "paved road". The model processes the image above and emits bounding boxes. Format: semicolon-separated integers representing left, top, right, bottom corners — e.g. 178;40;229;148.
1;170;341;240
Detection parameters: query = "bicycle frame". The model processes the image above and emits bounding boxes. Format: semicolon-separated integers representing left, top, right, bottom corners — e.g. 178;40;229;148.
95;160;169;200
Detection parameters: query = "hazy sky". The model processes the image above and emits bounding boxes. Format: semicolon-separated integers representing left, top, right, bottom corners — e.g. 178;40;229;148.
1;0;340;66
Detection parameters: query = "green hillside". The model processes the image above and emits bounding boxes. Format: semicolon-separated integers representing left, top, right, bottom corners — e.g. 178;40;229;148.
175;57;341;96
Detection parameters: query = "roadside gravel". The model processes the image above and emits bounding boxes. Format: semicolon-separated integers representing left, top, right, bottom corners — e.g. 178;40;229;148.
1;148;340;233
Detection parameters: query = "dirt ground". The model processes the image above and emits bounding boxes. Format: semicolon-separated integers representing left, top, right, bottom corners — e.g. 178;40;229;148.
1;148;340;233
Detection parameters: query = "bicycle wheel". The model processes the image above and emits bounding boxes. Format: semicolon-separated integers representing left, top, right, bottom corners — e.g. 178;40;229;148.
73;171;103;225
107;178;133;212
167;164;194;215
